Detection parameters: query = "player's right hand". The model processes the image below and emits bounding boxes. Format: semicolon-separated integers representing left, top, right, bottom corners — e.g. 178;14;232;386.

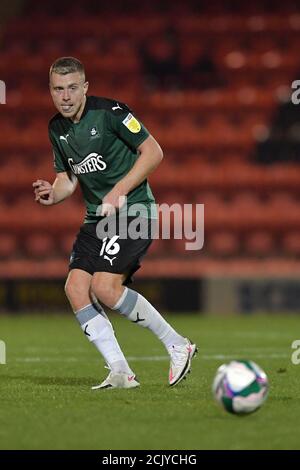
32;179;55;205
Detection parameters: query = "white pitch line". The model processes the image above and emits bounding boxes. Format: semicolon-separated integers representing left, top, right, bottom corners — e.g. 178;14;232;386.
12;353;290;363
203;354;289;359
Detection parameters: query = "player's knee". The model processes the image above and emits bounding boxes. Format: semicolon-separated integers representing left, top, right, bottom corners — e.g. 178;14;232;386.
64;278;89;305
90;278;120;308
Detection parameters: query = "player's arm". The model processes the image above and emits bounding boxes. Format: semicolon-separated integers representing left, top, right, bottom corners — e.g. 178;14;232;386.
114;134;163;195
101;135;163;216
33;171;77;206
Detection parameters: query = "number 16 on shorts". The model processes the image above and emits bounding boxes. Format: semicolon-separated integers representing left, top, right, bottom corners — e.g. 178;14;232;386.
100;236;121;266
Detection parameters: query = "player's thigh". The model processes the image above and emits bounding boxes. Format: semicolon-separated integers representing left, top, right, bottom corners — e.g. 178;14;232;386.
65;268;92;310
91;271;126;308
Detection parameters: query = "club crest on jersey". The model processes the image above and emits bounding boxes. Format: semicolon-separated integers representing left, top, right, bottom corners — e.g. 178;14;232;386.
68;153;107;174
90;126;100;139
122;113;141;133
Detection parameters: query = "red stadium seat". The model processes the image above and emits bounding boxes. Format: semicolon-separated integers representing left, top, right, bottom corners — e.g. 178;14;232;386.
60;234;76;257
244;231;274;256
0;234;18;258
283;232;300;256
147;238;170;257
208;231;240;256
24;234;55;258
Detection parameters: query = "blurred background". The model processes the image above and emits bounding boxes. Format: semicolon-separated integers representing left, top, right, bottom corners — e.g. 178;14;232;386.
0;0;300;314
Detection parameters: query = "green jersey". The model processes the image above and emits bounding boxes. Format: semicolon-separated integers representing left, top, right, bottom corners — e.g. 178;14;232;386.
48;96;156;223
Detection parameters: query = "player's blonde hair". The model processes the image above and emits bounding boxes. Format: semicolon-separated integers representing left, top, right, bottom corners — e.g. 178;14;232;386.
49;57;85;80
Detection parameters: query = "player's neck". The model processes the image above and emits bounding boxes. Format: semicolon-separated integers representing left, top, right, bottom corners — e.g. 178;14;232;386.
71;95;87;123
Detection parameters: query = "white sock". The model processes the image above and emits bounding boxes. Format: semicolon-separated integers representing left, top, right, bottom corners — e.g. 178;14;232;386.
76;303;133;375
112;288;186;353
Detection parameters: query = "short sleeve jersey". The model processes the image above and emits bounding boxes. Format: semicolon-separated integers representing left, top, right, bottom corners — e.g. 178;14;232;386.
48;96;157;222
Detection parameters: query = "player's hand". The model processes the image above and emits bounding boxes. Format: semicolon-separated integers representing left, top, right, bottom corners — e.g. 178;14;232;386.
32;179;55;205
100;188;126;216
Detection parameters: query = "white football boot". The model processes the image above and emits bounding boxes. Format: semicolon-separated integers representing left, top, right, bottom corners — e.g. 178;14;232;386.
169;338;198;386
92;371;140;390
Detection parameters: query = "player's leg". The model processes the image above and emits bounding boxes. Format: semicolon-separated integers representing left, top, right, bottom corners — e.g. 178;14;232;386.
91;272;186;351
91;272;197;386
65;268;138;389
64;268;92;311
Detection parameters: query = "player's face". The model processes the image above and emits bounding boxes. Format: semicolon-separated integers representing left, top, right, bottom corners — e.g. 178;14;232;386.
49;72;89;121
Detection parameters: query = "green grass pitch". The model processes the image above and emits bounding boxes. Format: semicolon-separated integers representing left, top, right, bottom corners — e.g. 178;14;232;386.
0;312;299;450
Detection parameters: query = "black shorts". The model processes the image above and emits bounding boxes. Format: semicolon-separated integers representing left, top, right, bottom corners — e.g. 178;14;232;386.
69;216;155;285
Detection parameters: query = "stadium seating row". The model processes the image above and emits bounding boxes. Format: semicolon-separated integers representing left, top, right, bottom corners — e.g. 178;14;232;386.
1;198;299;234
0;231;299;259
6;14;300;36
2;162;300;192
1;257;299;279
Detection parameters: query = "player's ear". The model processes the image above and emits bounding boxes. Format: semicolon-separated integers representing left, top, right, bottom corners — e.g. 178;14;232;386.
83;81;89;95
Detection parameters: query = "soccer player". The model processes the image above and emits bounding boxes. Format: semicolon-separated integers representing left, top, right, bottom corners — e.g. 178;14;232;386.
33;57;197;389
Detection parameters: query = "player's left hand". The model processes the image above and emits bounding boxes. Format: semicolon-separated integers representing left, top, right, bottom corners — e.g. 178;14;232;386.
100;187;126;217
33;179;55;205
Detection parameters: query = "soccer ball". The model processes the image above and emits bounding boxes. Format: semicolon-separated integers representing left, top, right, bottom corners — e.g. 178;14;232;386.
212;360;268;415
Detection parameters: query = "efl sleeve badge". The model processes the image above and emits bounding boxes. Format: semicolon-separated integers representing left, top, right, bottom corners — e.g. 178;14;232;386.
122;113;142;133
